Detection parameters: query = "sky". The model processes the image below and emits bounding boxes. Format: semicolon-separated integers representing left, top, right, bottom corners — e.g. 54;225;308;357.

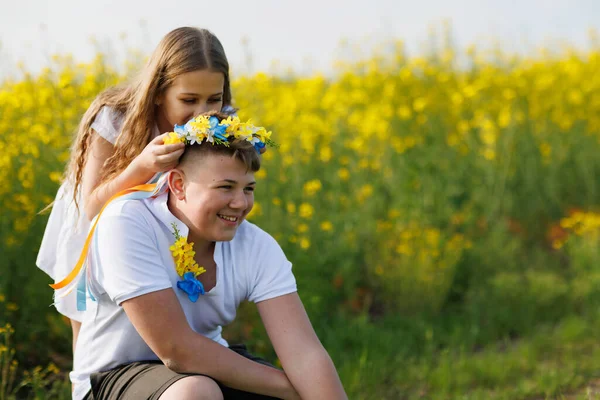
1;0;600;78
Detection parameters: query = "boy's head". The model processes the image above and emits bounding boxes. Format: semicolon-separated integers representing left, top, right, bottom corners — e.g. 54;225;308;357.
167;112;262;244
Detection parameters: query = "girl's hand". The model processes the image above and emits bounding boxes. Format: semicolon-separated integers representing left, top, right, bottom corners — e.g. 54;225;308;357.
133;132;185;175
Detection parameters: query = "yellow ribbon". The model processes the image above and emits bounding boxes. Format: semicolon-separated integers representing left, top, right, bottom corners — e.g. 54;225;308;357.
50;183;158;290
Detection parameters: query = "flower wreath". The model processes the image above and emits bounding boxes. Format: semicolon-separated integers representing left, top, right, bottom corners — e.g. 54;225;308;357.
163;114;277;153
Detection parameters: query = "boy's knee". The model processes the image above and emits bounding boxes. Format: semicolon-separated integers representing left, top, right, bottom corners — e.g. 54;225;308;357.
195;378;223;400
160;375;223;400
198;378;224;400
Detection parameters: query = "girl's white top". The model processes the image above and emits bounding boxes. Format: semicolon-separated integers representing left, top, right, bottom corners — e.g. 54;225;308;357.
36;106;128;321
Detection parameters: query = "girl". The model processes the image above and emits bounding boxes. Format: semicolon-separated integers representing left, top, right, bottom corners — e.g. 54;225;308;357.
69;112;348;400
37;27;235;350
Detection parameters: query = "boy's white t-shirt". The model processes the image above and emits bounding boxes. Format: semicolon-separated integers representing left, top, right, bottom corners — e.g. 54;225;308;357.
70;192;297;400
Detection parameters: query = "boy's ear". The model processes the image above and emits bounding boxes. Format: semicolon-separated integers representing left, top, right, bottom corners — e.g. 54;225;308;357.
167;169;186;200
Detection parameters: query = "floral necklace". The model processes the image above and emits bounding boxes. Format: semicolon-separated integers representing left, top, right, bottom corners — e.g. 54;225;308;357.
169;223;207;302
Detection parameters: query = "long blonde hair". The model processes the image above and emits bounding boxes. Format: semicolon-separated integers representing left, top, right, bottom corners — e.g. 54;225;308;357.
66;27;232;207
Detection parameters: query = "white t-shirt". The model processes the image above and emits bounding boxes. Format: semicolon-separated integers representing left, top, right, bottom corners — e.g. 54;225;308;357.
36;106;163;321
70;192;297;400
36;106;125;321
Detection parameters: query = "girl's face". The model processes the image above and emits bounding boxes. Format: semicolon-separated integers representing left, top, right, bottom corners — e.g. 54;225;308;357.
155;69;225;133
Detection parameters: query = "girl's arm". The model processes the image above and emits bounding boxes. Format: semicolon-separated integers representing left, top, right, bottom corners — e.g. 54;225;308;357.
121;289;301;400
257;293;348;400
70;319;82;393
71;320;81;354
81;132;184;219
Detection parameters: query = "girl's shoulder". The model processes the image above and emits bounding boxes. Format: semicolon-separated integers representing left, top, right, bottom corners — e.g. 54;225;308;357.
91;106;126;145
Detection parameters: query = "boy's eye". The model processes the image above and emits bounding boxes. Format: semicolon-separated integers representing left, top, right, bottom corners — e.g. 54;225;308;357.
219;185;233;189
208;98;223;103
244;187;255;192
182;98;197;104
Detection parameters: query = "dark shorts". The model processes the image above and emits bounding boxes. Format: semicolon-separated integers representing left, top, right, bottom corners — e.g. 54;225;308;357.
84;344;280;400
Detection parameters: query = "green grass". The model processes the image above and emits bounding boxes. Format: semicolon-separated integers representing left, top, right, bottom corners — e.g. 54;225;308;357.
318;312;600;399
7;309;600;400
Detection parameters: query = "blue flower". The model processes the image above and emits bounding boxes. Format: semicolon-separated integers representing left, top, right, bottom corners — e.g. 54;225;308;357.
209;116;229;141
174;124;187;135
254;141;266;153
209;116;220;128
213;125;228;140
176;272;205;302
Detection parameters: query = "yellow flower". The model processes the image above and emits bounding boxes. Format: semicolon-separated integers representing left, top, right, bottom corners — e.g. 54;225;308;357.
163;132;184;145
482;149;496;160
320;221;333;232
286;203;296;214
255;169;267;179
254;127;272;142
190;115;211;132
220;116;241;134
299;203;314;219
234;121;256;139
413;97;427;112
170;237;189;258
396;243;413;256
175;259;187;276
297;223;309;233
184;263;206;277
49;171;63;184
388;209;401;219
539;142;551;158
303;179;322;197
48;363;60;375
397;105;412;120
319;146;332;162
170;234;205;278
337;168;350;181
184;241;195;253
247;202;262;220
299;237;311;250
357;184;374;204
6;303;18;311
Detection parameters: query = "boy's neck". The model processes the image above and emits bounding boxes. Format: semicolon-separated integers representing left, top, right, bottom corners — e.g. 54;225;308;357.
187;233;215;257
167;192;215;257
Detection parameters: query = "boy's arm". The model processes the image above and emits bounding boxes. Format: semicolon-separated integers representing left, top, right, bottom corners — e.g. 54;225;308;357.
257;292;348;400
121;289;300;400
